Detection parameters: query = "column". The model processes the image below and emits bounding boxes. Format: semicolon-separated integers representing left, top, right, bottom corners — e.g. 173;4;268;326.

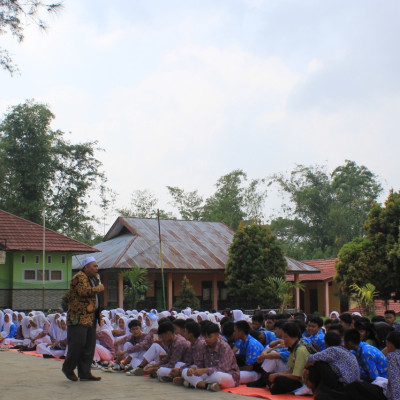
103;273;109;307
167;272;173;310
324;281;330;317
118;272;124;308
294;273;300;310
212;275;218;311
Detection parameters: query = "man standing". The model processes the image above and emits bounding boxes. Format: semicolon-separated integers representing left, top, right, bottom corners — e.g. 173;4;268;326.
62;256;104;382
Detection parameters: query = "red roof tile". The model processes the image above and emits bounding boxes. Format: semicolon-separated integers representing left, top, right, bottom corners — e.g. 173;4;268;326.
0;209;99;253
286;258;337;282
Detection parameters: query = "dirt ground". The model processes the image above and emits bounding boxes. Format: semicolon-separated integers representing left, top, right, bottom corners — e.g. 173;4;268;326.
0;350;246;400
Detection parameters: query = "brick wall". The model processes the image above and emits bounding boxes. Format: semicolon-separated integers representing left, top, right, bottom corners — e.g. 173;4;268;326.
11;289;66;311
0;289;11;308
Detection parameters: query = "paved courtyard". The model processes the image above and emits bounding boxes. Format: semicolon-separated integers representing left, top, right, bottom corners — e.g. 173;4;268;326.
0;350;246;400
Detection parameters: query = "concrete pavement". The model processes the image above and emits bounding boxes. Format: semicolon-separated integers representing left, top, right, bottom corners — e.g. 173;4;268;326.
0;350;246;400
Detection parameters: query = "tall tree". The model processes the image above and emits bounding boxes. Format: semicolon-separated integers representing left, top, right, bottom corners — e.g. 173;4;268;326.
225;221;286;308
269;160;382;259
0;100;105;236
335;190;400;301
0;1;63;75
167;186;203;220
174;276;200;309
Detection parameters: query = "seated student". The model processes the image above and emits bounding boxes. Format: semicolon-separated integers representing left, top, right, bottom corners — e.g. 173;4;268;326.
304;331;360;400
344;328;387;382
221;321;235;348
251;313;265;331
265;315;276;332
339;313;353;330
29;313;51;347
0;312;17;343
37;317;68;359
374;322;394;351
93;317;115;366
303;316;325;351
386;331;400;400
384;310;400;332
268;322;310;395
233;320;264;384
171;320;205;385
129;321;191;379
181;322;240;391
172;319;186;336
355;321;378;348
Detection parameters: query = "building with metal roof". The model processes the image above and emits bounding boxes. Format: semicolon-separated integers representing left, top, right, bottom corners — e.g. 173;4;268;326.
74;217;320;310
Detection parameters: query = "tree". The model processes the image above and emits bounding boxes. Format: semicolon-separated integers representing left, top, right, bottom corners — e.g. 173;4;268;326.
266;276;304;313
167;186;203;220
202;170;267;230
0;100;105;236
122;267;150;309
225;221;287;308
335;190;400;301
0;1;63;75
269;160;382;259
174;276;200;309
349;283;379;316
117;189;175;219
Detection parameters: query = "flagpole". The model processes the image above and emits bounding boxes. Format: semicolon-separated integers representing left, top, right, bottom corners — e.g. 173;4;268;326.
42;210;46;311
157;210;166;310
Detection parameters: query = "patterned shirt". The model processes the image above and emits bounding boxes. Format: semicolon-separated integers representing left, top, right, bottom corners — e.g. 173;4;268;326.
264;330;277;346
307;346;360;384
236;334;264;365
197;336;240;386
386;349;400;400
302;329;326;351
127;330;156;353
160;333;191;368
355;341;387;381
393;322;400;332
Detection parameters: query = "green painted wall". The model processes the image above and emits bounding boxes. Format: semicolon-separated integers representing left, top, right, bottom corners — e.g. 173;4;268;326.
11;251;71;290
0;252;13;289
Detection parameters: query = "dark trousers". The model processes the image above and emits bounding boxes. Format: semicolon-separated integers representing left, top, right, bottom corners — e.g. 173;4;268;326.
62;322;97;379
308;362;346;400
270;376;302;394
342;381;387;400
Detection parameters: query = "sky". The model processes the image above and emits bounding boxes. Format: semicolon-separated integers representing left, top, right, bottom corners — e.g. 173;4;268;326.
1;0;399;231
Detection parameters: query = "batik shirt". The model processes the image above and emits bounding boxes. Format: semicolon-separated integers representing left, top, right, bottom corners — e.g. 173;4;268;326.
160;333;191;368
354;341;387;381
302;329;326;351
386;349;400;400
307;346;360;384
235;334;264;365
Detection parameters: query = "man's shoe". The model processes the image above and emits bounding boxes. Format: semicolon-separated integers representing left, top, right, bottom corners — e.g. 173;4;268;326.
207;383;221;392
80;375;101;381
62;369;78;382
127;367;145;376
173;377;184;386
158;376;173;383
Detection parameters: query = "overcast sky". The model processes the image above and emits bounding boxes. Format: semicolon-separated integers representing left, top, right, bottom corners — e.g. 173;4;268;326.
1;0;399;230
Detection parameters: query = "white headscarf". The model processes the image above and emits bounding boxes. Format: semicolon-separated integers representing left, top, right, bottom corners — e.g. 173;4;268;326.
21;316;34;339
0;312;14;338
143;313;158;334
329;311;340;319
233;309;245;322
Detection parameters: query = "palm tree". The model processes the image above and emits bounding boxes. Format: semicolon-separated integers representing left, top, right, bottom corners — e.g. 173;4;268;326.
265;276;305;313
122;267;150;309
349;283;379;316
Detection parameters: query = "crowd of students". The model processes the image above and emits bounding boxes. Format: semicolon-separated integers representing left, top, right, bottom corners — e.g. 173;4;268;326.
0;307;399;399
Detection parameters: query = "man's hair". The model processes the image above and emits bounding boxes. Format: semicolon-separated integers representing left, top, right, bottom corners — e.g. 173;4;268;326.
252;313;264;323
199;320;212;335
308;315;323;328
324;331;342;347
274;319;287;329
172;319;186;330
220;316;232;326
204;322;220;335
339;313;353;325
371;315;385;323
221;320;235;337
385;310;396;317
344;328;361;345
387;331;400;349
235;320;251;335
265;315;276;321
158;321;174;335
184;320;201;338
128;320;142;329
328;323;345;337
294;312;306;322
282;322;301;339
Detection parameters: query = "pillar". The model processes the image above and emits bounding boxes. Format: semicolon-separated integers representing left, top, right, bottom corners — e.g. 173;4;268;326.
294;273;300;310
118;272;124;308
103;273;108;307
212;275;218;311
167;272;173;310
324;281;330;317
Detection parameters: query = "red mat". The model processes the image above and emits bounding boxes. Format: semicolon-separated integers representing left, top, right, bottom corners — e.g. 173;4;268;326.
222;385;313;399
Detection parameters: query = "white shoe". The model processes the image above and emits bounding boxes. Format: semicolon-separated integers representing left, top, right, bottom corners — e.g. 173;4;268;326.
293;384;313;396
207;383;221;392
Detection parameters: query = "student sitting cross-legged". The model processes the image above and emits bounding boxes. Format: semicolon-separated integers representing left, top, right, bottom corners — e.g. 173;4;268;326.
181;322;240;392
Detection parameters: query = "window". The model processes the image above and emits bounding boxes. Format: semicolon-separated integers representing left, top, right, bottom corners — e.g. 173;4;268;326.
47;255;52;264
34;255;40;264
51;270;62;281
24;270;36;280
218;281;228;301
21;255;26;264
202;281;212;301
61;255;66;264
37;269;50;281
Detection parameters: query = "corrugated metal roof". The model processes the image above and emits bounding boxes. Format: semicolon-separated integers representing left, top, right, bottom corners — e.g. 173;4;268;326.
0;209;99;253
285;256;321;274
73;217;321;275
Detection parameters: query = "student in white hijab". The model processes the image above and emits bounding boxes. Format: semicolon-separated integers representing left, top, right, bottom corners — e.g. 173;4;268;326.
30;313;51;345
143;313;158;334
93;317;115;364
0;312;17;342
5;316;32;347
233;309;245;322
37;317;68;358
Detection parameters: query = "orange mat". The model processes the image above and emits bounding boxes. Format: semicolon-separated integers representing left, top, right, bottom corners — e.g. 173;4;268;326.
222;385;313;399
